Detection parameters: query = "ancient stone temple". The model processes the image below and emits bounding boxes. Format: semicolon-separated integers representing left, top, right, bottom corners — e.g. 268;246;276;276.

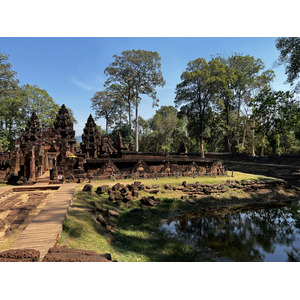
0;104;227;184
53;104;77;155
80;114;100;159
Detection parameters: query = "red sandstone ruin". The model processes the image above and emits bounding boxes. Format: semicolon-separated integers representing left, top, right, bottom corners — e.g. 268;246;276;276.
0;105;226;184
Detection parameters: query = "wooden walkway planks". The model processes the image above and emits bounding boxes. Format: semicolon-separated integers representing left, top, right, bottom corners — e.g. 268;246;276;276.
10;183;77;260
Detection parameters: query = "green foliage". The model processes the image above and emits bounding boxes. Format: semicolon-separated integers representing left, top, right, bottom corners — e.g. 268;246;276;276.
275;37;300;91
90;90;120;133
250;87;299;154
149;106;179;152
104;49;165;151
109;124;134;149
175;58;221;156
0;129;11;151
21;84;61;129
0;51;19;98
0;50;77;149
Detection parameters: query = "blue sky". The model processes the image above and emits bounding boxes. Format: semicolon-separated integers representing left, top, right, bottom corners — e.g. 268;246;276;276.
0;37;291;135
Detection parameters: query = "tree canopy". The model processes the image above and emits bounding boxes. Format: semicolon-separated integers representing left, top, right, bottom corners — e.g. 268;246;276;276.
104;49;165;151
275;37;300;91
0;50;77;150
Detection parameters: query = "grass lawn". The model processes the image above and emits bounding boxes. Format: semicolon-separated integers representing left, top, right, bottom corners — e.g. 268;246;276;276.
58;171;284;262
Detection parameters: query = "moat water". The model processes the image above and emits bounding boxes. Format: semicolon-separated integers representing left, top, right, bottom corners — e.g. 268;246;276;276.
161;201;300;262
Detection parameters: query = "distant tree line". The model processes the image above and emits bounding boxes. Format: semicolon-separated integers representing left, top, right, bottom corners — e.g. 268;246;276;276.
92;39;300;156
0;50;76;151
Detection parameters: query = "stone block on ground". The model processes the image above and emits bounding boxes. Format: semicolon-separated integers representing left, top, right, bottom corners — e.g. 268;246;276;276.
149;189;159;194
0;249;40;262
96;185;109;194
97;214;108;227
109;210;120;217
108;193;116;201
122;195;133;203
132;190;139;198
140;197;156;207
112;183;121;191
82;184;93;193
42;246;112;262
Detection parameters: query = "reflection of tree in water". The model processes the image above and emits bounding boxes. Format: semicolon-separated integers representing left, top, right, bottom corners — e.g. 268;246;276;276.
286;247;300;262
171;201;300;262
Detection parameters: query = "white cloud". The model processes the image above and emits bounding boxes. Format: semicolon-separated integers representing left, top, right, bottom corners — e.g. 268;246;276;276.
70;75;104;92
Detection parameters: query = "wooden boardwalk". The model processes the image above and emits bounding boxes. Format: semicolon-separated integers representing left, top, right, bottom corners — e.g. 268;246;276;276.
10;183;77;260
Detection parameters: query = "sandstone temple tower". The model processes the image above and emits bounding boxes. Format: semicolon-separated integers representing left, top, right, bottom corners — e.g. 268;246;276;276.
80;114;100;158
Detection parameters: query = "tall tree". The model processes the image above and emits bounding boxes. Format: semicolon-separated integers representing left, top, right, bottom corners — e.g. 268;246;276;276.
105;84;130;126
149;106;179;152
0;51;19;99
106;83;134;128
275;37;300;91
90;90;118;133
250;87;297;155
226;54;275;147
175;58;225;157
21;84;61;129
104;49;165;151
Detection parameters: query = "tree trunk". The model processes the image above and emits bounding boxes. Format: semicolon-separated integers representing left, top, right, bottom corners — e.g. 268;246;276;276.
236;95;241;147
128;101;132;129
135;98;139;152
260;134;265;156
200;135;205;158
225;103;231;153
105;116;108;134
251;123;255;156
241;124;246;149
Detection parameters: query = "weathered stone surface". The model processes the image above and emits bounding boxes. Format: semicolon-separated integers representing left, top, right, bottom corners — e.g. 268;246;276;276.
82;184;93;192
96;185;109;194
42;246;112;262
109;210;120;217
112;183;121;191
120;186;129;194
140;197;156;206
108;193;116;201
138;184;145;191
97;214;107;227
0;249;40;262
126;184;134;191
149;189;159;194
122;195;133;203
134;181;142;187
132;190;139;198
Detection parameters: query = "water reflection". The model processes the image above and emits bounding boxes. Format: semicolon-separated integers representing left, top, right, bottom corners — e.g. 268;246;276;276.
162;201;300;262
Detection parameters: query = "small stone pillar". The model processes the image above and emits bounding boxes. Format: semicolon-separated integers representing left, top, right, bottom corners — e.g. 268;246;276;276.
29;146;35;181
14;144;20;176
